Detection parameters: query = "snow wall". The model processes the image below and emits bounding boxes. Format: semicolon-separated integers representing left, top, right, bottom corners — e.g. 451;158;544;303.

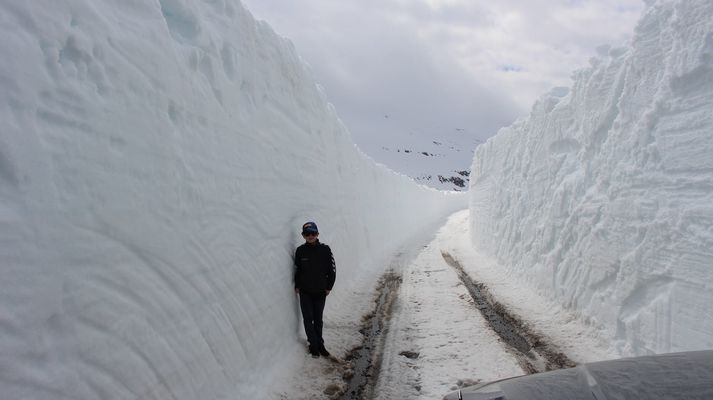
0;1;465;399
469;0;713;357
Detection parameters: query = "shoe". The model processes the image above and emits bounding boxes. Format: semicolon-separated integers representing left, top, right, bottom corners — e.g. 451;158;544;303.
318;345;330;357
309;346;320;358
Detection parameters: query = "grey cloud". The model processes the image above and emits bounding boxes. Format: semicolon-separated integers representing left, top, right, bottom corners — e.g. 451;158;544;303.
241;0;642;155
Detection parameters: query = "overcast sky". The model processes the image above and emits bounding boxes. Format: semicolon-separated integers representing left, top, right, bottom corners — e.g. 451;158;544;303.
240;0;644;159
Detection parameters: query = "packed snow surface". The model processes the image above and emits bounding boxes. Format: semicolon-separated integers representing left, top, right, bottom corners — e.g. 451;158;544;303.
469;0;713;357
283;210;621;400
0;1;464;399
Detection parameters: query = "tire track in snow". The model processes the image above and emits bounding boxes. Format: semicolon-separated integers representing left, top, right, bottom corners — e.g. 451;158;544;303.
339;272;401;400
441;251;575;373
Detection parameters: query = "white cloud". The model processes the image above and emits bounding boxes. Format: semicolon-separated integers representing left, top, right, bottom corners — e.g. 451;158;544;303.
241;0;643;149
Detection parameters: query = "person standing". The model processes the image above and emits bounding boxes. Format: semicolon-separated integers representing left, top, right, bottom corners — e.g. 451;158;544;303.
294;221;336;358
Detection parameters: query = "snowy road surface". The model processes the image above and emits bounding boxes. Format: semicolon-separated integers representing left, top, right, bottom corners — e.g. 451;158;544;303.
271;210;616;399
373;228;523;399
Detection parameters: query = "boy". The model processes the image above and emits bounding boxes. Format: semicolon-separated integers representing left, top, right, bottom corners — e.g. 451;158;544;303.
294;221;336;358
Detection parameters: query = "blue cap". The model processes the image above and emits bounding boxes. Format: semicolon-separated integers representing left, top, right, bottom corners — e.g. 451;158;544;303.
302;221;318;233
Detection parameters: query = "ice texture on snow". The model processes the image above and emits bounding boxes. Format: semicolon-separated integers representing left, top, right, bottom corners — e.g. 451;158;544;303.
469;0;713;356
0;1;464;399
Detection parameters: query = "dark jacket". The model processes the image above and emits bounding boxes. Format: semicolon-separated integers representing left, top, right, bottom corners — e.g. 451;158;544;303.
294;240;336;293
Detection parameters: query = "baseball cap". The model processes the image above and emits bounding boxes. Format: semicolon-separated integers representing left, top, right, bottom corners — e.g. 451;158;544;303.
302;221;318;233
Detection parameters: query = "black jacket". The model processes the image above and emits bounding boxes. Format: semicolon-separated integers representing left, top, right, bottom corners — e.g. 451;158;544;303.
294;240;336;293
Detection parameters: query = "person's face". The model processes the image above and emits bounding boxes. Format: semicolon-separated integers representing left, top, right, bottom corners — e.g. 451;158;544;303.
302;231;318;244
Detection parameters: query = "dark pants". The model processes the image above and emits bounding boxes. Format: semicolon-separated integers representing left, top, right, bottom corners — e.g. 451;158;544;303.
299;291;326;349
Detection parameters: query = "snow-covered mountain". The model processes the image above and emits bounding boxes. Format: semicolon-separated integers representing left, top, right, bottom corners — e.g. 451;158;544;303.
357;126;483;191
469;0;713;356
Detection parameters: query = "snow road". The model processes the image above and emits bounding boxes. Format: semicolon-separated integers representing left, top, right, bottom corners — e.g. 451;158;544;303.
271;210;616;399
373;224;522;399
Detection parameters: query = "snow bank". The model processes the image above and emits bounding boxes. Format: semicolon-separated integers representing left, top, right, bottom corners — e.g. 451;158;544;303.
469;0;713;356
0;1;465;399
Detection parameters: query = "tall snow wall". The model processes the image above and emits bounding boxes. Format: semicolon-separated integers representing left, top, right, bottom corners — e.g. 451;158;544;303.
0;1;465;399
469;0;713;356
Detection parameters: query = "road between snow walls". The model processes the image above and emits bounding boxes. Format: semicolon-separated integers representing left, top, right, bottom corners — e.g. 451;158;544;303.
273;211;609;400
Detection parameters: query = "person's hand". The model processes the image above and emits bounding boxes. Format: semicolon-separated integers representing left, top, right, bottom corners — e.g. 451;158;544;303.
326;290;331;295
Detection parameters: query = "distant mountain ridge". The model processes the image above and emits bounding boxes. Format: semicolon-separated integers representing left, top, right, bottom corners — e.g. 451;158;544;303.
357;128;484;191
